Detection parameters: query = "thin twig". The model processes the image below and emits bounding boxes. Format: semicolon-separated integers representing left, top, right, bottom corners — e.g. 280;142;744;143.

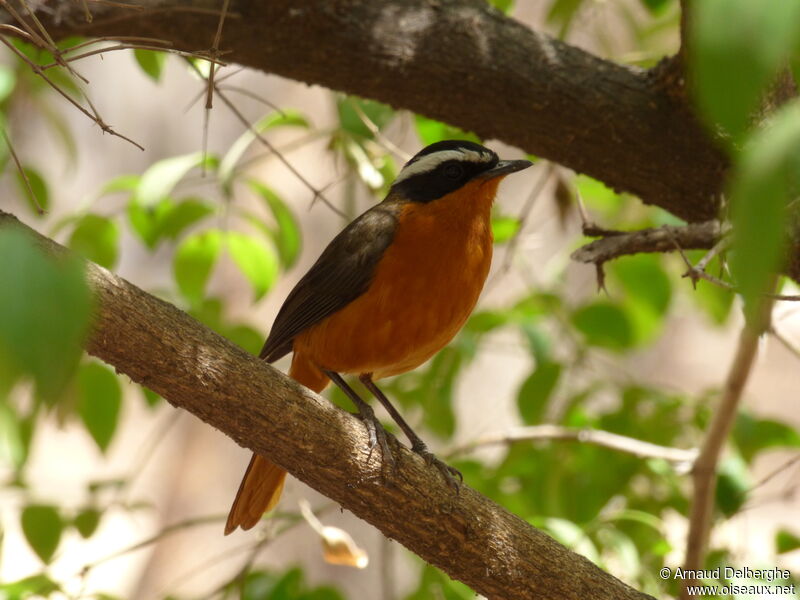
680;290;774;599
217;84;285;114
0;35;145;150
3;129;44;214
198;0;231;174
194;67;345;218
79;514;227;574
669;232;800;301
747;453;800;496
79;0;93;22
205;0;231;111
39;43;221;70
447;424;699;465
495;163;553;278
17;0;90;83
0;0;49;49
769;325;800;359
350;99;410;160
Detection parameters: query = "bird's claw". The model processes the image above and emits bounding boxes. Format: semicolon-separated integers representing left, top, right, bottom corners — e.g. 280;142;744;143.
411;440;462;490
353;404;396;471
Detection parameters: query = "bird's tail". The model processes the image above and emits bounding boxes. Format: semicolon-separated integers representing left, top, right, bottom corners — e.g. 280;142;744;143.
224;352;329;535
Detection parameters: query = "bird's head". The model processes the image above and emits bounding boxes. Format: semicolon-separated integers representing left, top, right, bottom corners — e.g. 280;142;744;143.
390;140;532;203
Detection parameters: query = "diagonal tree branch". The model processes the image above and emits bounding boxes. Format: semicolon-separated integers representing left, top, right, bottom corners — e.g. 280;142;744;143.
0;209;656;599
19;0;727;224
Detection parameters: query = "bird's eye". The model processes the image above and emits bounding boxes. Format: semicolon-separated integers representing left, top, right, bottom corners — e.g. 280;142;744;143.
443;162;464;179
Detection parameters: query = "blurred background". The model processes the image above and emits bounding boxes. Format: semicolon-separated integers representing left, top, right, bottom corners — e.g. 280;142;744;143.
1;1;799;598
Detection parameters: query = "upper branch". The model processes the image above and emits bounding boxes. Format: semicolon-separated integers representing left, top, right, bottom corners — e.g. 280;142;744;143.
24;0;726;222
0;209;654;600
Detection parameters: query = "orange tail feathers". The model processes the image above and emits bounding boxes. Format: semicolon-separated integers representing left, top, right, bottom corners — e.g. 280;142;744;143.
224;351;329;535
224;454;287;534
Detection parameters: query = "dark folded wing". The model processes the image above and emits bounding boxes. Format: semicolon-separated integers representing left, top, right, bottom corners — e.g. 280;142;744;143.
259;201;400;363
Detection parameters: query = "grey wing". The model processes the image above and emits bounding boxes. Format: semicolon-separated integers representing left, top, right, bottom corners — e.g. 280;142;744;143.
259;202;400;363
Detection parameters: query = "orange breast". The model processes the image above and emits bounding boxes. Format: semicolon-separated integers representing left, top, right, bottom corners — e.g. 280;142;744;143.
294;178;500;379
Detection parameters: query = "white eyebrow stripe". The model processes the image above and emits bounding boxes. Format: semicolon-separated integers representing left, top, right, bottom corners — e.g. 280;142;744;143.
394;149;494;183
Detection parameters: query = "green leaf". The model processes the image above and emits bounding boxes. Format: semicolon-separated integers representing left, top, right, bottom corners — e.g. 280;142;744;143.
488;0;515;13
690;0;800;142
414;115;480;146
612;254;672;343
575;175;622;217
135;152;217;207
491;215;520;244
227;232;279;301
77;362;122;453
14;166;49;215
611;254;671;316
639;0;671;14
536;517;600;563
128;197;212;249
226;324;264;355
127;197;173;249
729;102;800;316
133;49;167;82
219;110;310;194
406;565;474;600
68;214;120;268
776;529;800;554
546;0;585;38
160;198;214;239
571;302;634;351
141;386;161;409
248;180;302;268
715;454;750;517
0;400;26;469
517;362;561;425
21;504;63;563
173;230;223;303
336;96;394;140
73;507;102;538
0;228;92;400
100;174;140;196
0;574;60;599
0;64;17;102
734;413;800;462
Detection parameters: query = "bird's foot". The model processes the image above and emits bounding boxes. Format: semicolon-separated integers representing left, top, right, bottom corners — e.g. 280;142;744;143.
411;440;462;491
353;403;396;471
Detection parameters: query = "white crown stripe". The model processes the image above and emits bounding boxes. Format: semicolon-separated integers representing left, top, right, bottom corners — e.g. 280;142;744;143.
394;148;494;184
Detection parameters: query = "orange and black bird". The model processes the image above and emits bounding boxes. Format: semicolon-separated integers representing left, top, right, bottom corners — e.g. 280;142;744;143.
225;140;531;534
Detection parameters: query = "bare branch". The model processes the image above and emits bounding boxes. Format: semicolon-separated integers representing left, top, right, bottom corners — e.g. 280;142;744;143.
680;291;774;598
2;128;44;214
571;220;723;266
448;424;699;466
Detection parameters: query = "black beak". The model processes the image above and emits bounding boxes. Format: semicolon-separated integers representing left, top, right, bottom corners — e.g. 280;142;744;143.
479;159;533;179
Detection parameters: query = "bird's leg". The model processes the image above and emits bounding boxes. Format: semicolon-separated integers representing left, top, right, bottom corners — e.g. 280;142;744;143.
358;373;462;490
324;370;395;470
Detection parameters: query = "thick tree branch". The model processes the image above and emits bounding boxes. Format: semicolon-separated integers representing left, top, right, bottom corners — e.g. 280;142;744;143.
0;209;655;599
22;0;727;223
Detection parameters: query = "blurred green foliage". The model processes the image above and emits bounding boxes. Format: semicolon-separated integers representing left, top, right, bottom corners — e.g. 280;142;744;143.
1;1;799;599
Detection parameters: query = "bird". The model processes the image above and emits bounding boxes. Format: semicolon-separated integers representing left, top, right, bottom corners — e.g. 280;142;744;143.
225;139;532;534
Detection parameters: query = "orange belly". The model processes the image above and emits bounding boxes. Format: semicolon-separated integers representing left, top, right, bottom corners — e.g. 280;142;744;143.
293;178;498;379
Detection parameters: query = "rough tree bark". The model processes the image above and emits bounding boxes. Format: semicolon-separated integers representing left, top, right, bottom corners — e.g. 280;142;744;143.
0;210;656;600
24;0;728;224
